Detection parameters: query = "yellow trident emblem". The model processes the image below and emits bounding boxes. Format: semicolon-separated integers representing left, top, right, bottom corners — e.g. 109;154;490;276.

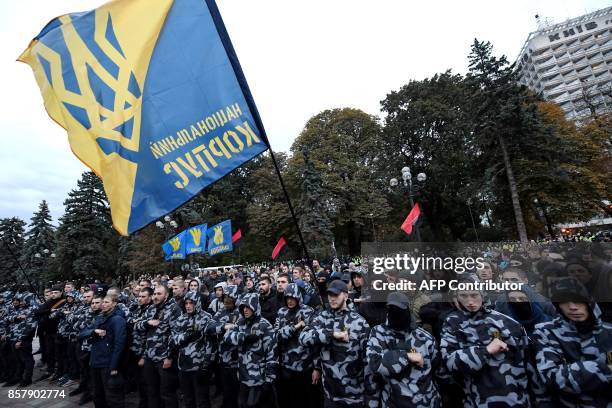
190;227;202;246
169;236;181;252
213;225;224;245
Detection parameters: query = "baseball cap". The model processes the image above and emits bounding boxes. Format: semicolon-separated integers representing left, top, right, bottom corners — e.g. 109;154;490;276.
327;280;348;295
386;292;409;310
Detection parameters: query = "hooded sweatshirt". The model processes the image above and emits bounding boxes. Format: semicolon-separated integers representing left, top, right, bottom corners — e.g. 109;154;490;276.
274;283;316;373
223;293;278;387
170;292;215;372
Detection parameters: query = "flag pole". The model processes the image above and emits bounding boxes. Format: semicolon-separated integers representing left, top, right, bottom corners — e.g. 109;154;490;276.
267;149;311;265
0;236;44;301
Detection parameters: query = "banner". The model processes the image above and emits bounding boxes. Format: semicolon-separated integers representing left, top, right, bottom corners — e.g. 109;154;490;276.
20;0;270;235
162;230;187;260
186;224;207;255
207;220;233;256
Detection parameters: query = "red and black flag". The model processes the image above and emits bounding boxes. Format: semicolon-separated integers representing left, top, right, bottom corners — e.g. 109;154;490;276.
272;236;287;260
401;203;421;235
232;229;242;243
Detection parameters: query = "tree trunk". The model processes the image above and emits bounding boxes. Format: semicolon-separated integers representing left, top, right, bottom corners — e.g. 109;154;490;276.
499;135;529;243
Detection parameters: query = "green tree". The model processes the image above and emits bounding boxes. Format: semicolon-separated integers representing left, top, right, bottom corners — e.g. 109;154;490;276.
55;171;118;281
22;200;56;285
290;108;390;255
296;148;334;258
466;39;531;242
0;217;26;284
380;71;483;240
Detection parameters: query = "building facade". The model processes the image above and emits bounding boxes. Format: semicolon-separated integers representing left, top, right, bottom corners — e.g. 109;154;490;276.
516;7;612;120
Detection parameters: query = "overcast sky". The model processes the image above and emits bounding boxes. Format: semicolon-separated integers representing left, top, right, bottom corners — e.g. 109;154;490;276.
0;0;609;226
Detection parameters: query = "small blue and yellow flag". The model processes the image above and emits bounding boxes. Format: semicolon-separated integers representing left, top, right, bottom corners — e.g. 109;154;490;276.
185;224;207;255
207;220;232;256
162;230;187;260
19;0;269;235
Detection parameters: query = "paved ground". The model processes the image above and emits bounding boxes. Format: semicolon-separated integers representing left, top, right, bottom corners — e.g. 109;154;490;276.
0;339;223;408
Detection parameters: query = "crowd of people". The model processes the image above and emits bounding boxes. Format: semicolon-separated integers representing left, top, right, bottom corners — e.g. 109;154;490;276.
0;242;610;408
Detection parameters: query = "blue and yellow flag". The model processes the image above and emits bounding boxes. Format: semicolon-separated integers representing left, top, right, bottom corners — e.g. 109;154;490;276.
19;0;270;235
207;220;232;256
162;230;187;260
185;224;207;255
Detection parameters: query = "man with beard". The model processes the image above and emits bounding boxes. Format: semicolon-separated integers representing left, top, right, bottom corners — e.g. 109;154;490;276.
258;277;280;324
135;285;178;408
130;288;154;408
224;293;277;408
532;277;612;407
299;280;371;407
366;292;441;407
206;284;240;408
274;283;316;408
172;292;214;408
81;294;127;408
440;279;531;407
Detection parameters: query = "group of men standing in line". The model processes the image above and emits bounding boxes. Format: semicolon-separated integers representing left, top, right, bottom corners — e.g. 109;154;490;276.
0;261;610;408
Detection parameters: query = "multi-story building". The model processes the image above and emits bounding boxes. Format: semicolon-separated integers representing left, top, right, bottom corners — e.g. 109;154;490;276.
516;6;612;120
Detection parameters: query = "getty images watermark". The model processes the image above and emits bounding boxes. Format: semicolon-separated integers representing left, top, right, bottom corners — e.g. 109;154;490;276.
369;252;525;292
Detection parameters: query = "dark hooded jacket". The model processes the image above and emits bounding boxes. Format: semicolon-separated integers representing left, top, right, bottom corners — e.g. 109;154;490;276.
299;295;371;405
224;293;277;387
440;300;531;407
171;291;215;372
532;278;612;408
207;284;241;368
494;286;554;335
274;283;316;373
367;309;441;408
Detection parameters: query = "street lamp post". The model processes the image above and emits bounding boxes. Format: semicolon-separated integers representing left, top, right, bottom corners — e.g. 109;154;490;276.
156;216;180;273
34;247;55;293
390;166;426;241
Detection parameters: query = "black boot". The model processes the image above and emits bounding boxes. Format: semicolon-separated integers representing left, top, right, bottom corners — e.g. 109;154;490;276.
78;393;93;405
19;379;32;387
69;386;85;396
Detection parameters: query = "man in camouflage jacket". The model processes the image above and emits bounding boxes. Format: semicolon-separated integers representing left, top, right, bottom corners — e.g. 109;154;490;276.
67;289;95;400
299;280;371;408
440;283;531;407
7;293;37;386
51;290;79;383
171;291;215;408
128;287;154;408
366;291;441;408
224;292;277;408
274;282;316;408
206;284;240;408
532;277;612;408
0;291;14;383
135;285;178;408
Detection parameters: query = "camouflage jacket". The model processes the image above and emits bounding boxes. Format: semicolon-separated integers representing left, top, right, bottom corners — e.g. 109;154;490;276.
52;300;79;339
0;303;15;338
299;306;371;405
224;293;278;387
207;307;240;368
274;283;316;372
366;322;441;408
532;304;612;408
134;298;177;362
440;306;531;408
9;305;37;343
129;303;154;356
171;292;215;372
74;306;100;352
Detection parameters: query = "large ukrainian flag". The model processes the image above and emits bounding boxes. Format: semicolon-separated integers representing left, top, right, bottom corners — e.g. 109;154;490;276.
19;0;269;235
